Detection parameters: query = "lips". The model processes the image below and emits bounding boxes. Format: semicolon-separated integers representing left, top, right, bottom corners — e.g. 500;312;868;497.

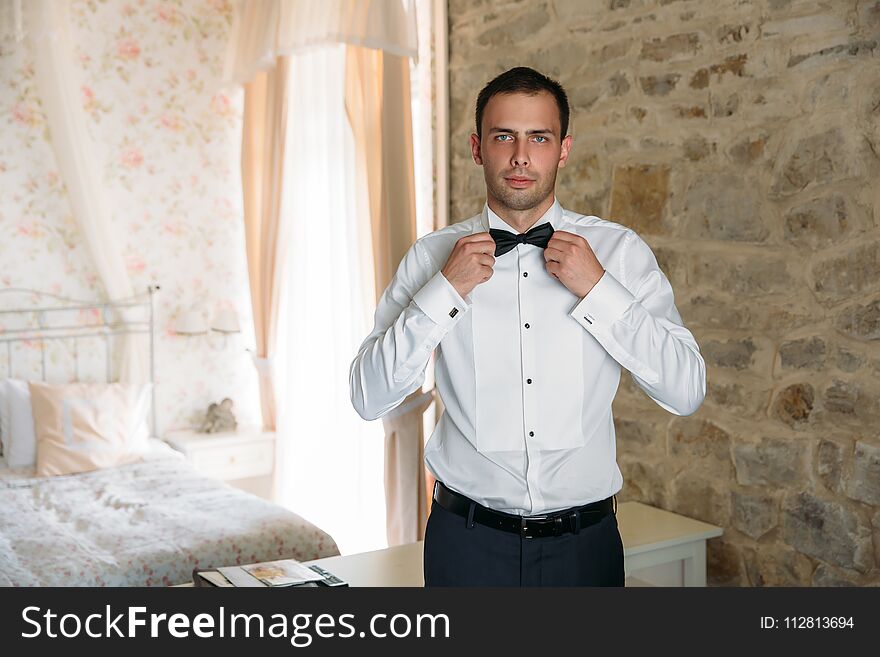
505;176;535;188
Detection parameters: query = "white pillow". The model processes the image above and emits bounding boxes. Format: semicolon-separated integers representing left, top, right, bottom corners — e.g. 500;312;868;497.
0;379;153;470
0;378;37;468
30;381;154;476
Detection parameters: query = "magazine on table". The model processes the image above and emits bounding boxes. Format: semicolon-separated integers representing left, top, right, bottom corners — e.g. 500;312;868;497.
192;557;348;587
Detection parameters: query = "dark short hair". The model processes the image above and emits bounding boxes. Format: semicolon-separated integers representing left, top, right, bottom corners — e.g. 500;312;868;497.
475;66;570;139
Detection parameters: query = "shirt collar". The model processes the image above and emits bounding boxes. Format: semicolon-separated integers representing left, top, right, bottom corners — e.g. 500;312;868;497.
481;196;563;233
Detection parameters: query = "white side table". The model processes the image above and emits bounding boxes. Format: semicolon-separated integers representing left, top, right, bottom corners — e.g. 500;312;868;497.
165;427;276;501
618;501;724;586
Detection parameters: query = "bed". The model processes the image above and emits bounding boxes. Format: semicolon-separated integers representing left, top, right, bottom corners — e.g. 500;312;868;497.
0;287;340;586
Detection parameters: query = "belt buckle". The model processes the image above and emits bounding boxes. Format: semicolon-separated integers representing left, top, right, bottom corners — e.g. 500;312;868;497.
520;515;547;539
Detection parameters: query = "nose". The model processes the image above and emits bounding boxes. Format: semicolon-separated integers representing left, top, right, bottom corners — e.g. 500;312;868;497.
512;141;529;168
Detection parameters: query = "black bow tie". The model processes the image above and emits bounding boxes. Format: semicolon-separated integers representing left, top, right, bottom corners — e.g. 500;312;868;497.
489;221;555;257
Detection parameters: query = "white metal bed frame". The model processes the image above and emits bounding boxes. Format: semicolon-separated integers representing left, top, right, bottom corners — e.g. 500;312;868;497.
0;285;160;435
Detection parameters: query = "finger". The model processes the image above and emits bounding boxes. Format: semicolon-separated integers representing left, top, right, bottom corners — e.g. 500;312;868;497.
548;230;582;244
478;254;495;267
465;237;496;254
548;235;577;252
465;232;497;244
544;246;564;262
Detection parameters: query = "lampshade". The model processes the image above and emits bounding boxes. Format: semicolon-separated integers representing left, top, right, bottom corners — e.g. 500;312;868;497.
211;308;241;334
174;310;208;335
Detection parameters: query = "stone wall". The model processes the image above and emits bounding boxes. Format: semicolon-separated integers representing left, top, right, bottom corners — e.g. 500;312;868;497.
446;0;880;585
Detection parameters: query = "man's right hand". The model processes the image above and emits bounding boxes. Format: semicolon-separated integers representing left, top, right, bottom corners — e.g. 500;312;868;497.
440;232;496;299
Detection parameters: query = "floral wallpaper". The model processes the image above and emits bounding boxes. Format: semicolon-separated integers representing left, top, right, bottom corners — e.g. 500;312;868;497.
0;0;261;435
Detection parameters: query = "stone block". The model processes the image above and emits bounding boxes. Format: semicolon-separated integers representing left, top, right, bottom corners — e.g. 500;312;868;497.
682;135;713;161
716;23;752;45
639;73;680;96
608;164;669;234
679;295;813;335
707;538;746;586
811;242;880;305
681;173;767;241
689;54;748;89
770;127;858;197
475;4;551;48
711;92;740;118
639;32;700;62
618;458;669;508
704;376;771;419
607;72;630;97
778;336;827;371
702;338;759;371
788;39;878;69
741;544;814;586
613;415;666;456
771;383;814;428
783;195;850;248
820;378;880;426
835;298;880;341
733;436;809;486
671;472;731;527
811;563;863;586
835;347;866;372
844;441;880;506
596;41;632;64
688;252;794;297
816;439;844;494
651;246;687;287
667;417;732;475
552;0;607;25
728;133;767;165
674;105;708;119
782;492;873;573
731;490;778;539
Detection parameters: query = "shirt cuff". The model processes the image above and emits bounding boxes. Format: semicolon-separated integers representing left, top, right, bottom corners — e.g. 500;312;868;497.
413;270;471;329
569;270;635;331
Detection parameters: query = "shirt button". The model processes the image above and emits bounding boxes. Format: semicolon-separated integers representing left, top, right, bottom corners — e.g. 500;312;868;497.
524;323;530;328
527;378;532;384
529;431;535;437
523;272;528;277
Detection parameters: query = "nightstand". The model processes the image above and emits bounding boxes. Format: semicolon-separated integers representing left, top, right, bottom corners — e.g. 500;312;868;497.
164;427;276;501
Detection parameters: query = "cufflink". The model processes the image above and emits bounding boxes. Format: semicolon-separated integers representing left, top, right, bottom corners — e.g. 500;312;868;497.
449;307;459;318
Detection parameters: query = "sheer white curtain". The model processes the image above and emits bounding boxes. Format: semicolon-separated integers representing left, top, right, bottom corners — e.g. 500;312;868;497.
25;0;148;389
274;43;387;556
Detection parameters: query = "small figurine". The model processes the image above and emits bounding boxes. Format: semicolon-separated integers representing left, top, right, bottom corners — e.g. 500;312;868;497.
200;397;237;433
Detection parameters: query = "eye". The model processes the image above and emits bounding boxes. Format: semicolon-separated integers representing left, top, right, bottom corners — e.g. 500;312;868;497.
495;134;513;142
532;135;548;143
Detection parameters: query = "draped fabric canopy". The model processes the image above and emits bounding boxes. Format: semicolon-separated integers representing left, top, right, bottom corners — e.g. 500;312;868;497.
25;0;149;390
224;0;418;85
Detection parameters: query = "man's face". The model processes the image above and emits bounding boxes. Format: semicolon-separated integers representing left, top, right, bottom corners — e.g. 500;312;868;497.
470;91;572;213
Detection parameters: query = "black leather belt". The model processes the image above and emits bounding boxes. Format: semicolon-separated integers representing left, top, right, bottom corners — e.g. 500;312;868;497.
432;481;616;538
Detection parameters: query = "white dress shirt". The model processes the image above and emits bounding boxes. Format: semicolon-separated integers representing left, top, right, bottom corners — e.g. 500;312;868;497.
350;197;706;515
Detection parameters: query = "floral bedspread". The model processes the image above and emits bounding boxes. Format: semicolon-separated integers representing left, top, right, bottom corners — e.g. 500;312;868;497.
0;453;340;586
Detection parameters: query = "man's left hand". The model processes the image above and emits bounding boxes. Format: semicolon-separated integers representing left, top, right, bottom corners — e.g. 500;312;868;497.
544;231;606;298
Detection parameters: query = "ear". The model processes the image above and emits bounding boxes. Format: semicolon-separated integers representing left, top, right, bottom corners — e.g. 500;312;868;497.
558;134;573;169
470;133;483;165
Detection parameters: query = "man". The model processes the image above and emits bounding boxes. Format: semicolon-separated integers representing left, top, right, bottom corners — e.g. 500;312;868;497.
350;67;706;586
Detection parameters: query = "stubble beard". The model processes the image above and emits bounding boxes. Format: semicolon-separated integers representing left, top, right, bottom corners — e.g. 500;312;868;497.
485;170;557;213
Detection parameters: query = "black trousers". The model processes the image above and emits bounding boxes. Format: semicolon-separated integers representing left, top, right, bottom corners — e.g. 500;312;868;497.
423;495;625;587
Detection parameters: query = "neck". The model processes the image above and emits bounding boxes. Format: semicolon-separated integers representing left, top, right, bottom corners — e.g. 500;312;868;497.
487;193;555;234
